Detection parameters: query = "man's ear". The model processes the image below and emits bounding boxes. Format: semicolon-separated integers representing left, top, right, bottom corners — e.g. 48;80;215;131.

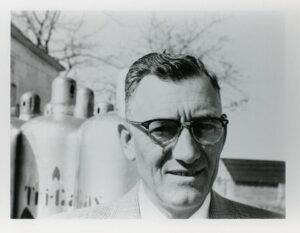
117;122;136;161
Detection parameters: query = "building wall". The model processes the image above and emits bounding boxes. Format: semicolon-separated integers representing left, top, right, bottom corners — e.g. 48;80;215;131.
214;160;236;198
214;160;285;215
11;37;60;112
232;184;285;215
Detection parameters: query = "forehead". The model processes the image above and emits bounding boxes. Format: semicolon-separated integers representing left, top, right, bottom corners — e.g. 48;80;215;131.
128;75;222;121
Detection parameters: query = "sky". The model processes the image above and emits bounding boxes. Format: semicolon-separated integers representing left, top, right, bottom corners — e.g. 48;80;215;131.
213;12;285;160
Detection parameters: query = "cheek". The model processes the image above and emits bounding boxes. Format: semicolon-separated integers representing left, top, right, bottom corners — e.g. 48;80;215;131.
203;143;223;174
132;132;165;174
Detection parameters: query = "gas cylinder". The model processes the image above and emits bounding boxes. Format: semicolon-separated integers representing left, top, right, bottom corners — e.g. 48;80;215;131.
10;117;25;218
94;101;114;115
77;112;139;208
73;86;94;119
11;104;20;118
11;83;18;117
11;83;17;107
116;68;128;118
19;92;41;121
15;77;84;218
43;102;52;116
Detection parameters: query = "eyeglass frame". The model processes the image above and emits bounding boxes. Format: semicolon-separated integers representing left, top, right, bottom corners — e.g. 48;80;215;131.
127;114;229;148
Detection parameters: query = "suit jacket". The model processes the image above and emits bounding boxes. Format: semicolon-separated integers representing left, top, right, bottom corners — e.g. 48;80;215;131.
53;185;283;219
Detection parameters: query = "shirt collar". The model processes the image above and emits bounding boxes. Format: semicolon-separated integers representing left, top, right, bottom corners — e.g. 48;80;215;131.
138;182;211;219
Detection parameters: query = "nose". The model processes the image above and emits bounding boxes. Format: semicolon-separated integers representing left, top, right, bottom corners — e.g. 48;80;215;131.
172;128;201;164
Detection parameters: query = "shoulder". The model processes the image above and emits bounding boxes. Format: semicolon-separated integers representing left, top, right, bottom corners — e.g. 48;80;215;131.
49;202;116;219
210;190;284;219
50;185;140;219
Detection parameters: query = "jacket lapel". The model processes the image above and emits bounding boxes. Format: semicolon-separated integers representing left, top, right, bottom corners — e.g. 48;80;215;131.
209;190;237;218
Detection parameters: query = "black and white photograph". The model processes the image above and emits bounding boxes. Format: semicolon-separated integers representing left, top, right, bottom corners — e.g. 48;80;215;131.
2;0;300;232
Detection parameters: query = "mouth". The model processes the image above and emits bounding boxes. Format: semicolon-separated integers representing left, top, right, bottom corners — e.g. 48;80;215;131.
167;170;203;177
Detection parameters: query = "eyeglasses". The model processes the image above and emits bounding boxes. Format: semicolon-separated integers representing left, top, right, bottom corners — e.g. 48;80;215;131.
128;114;228;147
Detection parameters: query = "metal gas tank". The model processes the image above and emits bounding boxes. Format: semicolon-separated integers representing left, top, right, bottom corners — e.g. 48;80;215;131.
94;101;114;115
116;68;128;118
74;86;94;119
11;117;24;129
10;117;25;218
11;104;20;118
77;113;139;208
43;102;52;116
11;83;19;117
19;92;41;121
14;77;82;218
17;114;84;218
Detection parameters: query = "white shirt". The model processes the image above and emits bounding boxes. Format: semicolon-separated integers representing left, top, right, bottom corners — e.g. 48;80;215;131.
138;182;211;219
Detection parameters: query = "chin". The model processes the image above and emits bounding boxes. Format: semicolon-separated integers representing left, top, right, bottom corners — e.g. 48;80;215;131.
163;186;206;209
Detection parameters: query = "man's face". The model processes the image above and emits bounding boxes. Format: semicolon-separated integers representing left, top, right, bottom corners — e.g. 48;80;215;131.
126;75;225;217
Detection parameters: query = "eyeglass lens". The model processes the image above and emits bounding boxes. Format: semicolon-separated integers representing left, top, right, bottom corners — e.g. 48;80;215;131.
147;119;224;145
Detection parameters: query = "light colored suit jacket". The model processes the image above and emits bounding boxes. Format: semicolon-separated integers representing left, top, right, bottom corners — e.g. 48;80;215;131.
53;184;283;219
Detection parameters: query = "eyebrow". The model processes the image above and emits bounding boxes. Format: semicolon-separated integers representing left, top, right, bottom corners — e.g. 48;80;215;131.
135;115;222;123
192;114;219;119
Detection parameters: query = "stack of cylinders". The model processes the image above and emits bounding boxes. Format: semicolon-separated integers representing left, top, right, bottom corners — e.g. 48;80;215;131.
14;77;84;218
94;102;114;115
73;86;94;119
19;92;41;121
77;112;138;208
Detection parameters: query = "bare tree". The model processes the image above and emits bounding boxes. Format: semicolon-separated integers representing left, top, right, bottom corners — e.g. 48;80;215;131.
11;11;121;76
135;13;249;110
13;11;61;54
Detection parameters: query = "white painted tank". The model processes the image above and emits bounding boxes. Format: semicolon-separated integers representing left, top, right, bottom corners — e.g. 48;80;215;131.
116;68;128;118
77;112;139;208
94;101;114;115
15;77;84;218
11;83;18;117
74;86;94;119
43;102;53;116
10;117;25;218
19;92;41;121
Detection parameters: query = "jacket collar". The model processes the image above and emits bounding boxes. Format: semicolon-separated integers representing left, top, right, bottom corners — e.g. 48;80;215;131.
209;190;237;218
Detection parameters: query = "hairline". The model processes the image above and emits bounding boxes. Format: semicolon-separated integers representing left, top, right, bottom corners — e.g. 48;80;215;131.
125;73;221;118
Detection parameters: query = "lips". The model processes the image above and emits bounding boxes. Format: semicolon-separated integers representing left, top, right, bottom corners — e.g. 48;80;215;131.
167;170;203;177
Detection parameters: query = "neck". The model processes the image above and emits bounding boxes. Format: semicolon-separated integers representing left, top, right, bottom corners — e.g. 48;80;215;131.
165;205;202;219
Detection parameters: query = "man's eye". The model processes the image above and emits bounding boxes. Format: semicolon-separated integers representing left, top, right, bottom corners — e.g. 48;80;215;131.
150;126;164;132
200;123;216;130
148;122;178;139
150;125;172;133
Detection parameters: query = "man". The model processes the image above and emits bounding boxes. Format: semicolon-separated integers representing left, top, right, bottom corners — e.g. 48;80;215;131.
55;52;283;219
